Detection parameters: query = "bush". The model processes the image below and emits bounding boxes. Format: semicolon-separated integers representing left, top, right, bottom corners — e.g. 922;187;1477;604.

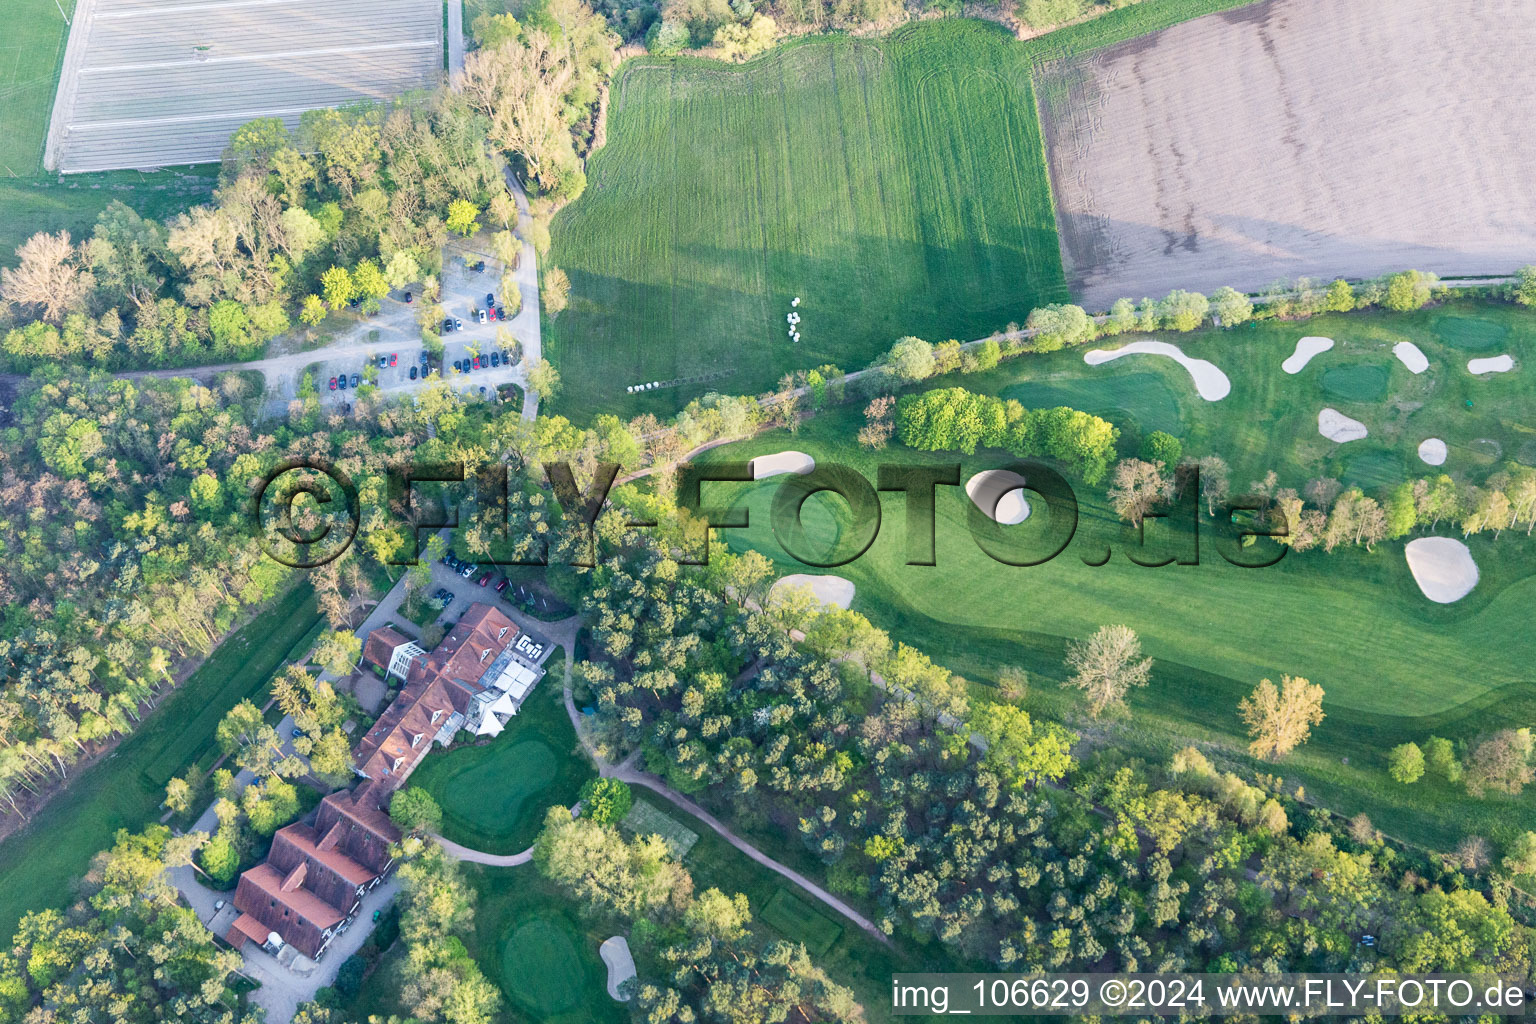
389;787;443;834
332;955;367;1000
1423;736;1462;782
1140;431;1183;469
1380;269;1437;312
580;777;634;824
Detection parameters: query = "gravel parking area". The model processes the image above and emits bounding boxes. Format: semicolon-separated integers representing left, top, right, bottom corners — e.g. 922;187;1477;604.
47;0;442;172
1039;0;1536;309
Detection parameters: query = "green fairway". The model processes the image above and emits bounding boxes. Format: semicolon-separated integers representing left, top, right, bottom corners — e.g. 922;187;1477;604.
697;301;1536;852
0;583;319;939
411;670;593;854
501;917;586;1015
546;19;1067;419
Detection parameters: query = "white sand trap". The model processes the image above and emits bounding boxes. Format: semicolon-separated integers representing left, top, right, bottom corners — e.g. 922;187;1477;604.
752;450;815;479
600;936;636;1001
1417;438;1447;466
1084;340;1231;400
771;573;855;610
1404;537;1479;604
1467;354;1514;374
1282;336;1334;373
1393;342;1429;374
965;470;1032;524
1318;408;1368;443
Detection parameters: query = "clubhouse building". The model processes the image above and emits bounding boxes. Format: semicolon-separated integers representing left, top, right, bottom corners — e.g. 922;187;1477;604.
223;603;548;961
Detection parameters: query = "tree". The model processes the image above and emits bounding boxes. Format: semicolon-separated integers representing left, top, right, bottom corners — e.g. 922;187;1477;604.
712;13;776;61
1;231;92;324
1502;831;1536;877
321;265;356;308
390;787;444;834
541;266;571;315
1239;675;1325;760
968;702;1074;788
1388;742;1425;783
1159;289;1209;331
886;336;935;381
1107;458;1167;527
1513;265;1536;307
1381;269;1437;311
1140;431;1183;469
164;776;193;814
313;630;362;675
1208;285;1253;326
1424;736;1463;782
1064;625;1153;717
299;294;327;326
996;664;1029;701
526;357;561;400
1463;729;1534;797
1024;303;1094;351
199;834;240;885
579;777;633;824
446;199;481;237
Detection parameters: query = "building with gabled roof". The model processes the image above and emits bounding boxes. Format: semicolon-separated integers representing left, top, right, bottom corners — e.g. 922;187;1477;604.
227;604;544;961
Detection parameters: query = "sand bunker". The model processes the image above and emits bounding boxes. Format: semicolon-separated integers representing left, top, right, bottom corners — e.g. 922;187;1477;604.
965;470;1032;524
1467;355;1515;374
1404;537;1479;603
752;450;815;479
1084;340;1231;400
1282;336;1334;374
1318;408;1368;443
600;936;636;1001
1417;438;1448;466
1393;342;1429;374
770;573;855;610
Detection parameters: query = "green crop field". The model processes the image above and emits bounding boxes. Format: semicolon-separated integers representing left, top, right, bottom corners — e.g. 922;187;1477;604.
411;677;593;854
696;301;1536;853
0;0;72;177
0;583;319;939
546;19;1067;419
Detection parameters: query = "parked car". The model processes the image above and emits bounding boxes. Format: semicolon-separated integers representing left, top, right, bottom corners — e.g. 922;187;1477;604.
443;318;455;333
409;365;418;380
490;352;500;368
495;305;505;321
389;353;397;366
350;373;360;387
473;260;485;272
494;577;510;593
337;375;348;390
477;386;486;396
328;377;337;390
454;318;463;331
477;573;491;587
486;292;495;307
377;355;388;368
478;309;487;324
404;291;413;303
460;564;476;578
452;359;462;372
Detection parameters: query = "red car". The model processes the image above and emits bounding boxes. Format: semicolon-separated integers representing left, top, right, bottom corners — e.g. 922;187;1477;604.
494;577;510;593
472;356;481;369
328;377;337;390
477;573;491;587
388;353;397;366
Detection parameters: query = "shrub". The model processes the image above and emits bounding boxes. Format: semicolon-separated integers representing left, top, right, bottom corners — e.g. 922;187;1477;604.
580;777;634;825
1140;431;1183;469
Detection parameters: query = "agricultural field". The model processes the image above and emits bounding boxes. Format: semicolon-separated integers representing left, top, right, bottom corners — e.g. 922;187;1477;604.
0;0;74;176
46;0;443;173
546;19;1067;418
698;301;1536;852
1038;0;1536;309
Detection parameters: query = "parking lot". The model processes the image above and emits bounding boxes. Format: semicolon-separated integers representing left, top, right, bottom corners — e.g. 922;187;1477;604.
426;558;562;646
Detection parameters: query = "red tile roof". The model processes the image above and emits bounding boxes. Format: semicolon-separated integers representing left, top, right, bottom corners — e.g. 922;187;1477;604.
362;625;414;673
240;863;345;930
226;912;270;948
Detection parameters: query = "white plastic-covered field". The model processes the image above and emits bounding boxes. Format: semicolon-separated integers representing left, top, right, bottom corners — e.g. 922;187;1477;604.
47;0;443;173
1038;0;1536;309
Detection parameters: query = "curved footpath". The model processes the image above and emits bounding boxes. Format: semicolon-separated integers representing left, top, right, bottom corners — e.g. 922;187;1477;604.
429;605;893;947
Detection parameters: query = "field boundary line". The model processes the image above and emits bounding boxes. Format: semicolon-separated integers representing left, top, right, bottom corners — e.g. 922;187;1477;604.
43;0;96;172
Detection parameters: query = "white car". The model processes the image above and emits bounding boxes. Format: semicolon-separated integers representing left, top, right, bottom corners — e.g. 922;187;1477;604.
478;309;487;324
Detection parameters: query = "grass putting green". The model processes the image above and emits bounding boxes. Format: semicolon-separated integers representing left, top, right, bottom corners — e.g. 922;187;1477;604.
1320;362;1390;402
1433;313;1508;351
411;675;593;854
694;301;1536;853
501;917;585;1016
0;583;319;939
761;888;842;956
546;19;1067;420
